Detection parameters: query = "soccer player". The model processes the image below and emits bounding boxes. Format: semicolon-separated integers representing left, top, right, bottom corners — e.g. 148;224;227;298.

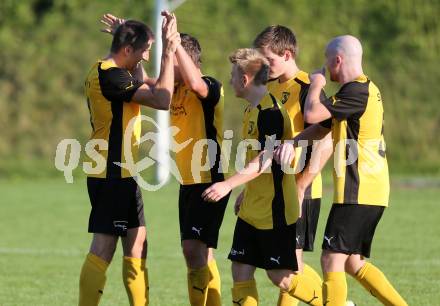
102;13;229;306
275;35;408;306
171;33;230;306
202;48;322;306
79;13;180;306
252;25;332;306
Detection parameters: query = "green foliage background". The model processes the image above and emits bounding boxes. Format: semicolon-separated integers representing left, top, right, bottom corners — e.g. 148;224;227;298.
1;0;439;178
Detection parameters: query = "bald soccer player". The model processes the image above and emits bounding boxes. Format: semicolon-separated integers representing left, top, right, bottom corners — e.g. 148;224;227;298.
274;35;407;306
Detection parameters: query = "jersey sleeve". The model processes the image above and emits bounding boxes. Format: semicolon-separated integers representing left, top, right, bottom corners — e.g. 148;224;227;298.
199;76;221;105
99;66;143;103
321;81;369;121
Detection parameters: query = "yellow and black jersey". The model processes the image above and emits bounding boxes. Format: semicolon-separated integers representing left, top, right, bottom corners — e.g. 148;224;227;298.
238;93;299;230
170;76;225;185
322;74;389;206
268;71;331;200
84;59;143;179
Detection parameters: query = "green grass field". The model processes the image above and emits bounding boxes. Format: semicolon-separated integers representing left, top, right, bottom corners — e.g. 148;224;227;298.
1;178;439;305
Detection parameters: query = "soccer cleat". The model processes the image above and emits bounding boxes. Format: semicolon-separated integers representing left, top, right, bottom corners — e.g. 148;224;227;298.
345;301;356;306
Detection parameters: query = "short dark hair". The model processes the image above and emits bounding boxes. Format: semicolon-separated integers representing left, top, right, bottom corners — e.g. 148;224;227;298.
111;20;154;53
253;25;298;57
180;33;202;67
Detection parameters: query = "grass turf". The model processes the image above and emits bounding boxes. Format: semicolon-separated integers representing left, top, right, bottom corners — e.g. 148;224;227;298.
0;178;439;305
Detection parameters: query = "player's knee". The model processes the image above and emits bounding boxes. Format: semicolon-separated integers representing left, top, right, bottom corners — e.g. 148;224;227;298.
129;239;147;258
182;242;205;264
345;264;357;276
345;255;365;276
90;237;118;262
321;250;338;272
320;251;332;271
266;270;291;290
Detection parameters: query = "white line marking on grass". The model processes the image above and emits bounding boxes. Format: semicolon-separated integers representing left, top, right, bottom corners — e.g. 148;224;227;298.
0;247;82;256
0;247;231;259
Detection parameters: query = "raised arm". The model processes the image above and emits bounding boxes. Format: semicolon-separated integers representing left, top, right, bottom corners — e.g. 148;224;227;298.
175;44;209;98
131;12;179;109
100;12;179;110
303;67;332;124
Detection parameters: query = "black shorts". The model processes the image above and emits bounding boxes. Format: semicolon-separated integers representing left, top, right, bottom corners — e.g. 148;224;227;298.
322;204;385;258
87;177;145;236
179;183;229;248
296;198;321;251
228;217;298;271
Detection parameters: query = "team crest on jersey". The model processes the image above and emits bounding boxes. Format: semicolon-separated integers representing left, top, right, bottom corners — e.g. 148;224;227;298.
248;121;255;135
281;92;290;104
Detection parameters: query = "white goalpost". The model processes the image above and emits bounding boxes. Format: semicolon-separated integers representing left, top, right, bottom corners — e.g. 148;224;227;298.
153;0;186;184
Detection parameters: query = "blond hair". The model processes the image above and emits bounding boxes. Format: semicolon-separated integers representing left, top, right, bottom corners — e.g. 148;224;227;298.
229;48;270;85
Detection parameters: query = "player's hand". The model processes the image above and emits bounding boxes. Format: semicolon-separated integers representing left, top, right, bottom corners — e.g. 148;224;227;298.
309;66;326;87
161;11;177;33
100;13;125;35
234;190;245;215
201;182;232;203
161;11;180;54
274;142;295;166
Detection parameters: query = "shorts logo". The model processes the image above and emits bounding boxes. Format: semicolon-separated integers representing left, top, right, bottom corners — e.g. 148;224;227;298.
233;298;244;306
192;285;206;294
113;221;128;231
270;256;281;265
296;235;300;244
191;226;202;236
230;248;245;256
324;235;334;246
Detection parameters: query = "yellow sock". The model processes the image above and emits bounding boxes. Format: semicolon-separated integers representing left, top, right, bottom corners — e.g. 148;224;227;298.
188;265;210;306
355;262;408;306
231;279;258;306
278;264;322;306
123;256;149;306
303;264;323;286
323;272;347;306
277;289;299;306
79;253;108;306
288;274;322;306
206;260;221;306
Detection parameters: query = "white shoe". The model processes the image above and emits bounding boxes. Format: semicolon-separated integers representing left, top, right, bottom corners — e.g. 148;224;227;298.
345;301;356;306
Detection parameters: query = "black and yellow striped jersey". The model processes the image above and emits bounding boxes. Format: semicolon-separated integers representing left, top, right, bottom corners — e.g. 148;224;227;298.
238;93;299;230
322;74;389;206
170;76;225;185
268;70;330;200
84;59;143;179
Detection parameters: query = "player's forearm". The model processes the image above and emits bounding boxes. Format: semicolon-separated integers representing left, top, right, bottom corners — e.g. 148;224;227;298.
225;152;272;190
175;45;207;97
304;82;325;123
145;77;157;87
292;124;330;147
151;52;175;110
